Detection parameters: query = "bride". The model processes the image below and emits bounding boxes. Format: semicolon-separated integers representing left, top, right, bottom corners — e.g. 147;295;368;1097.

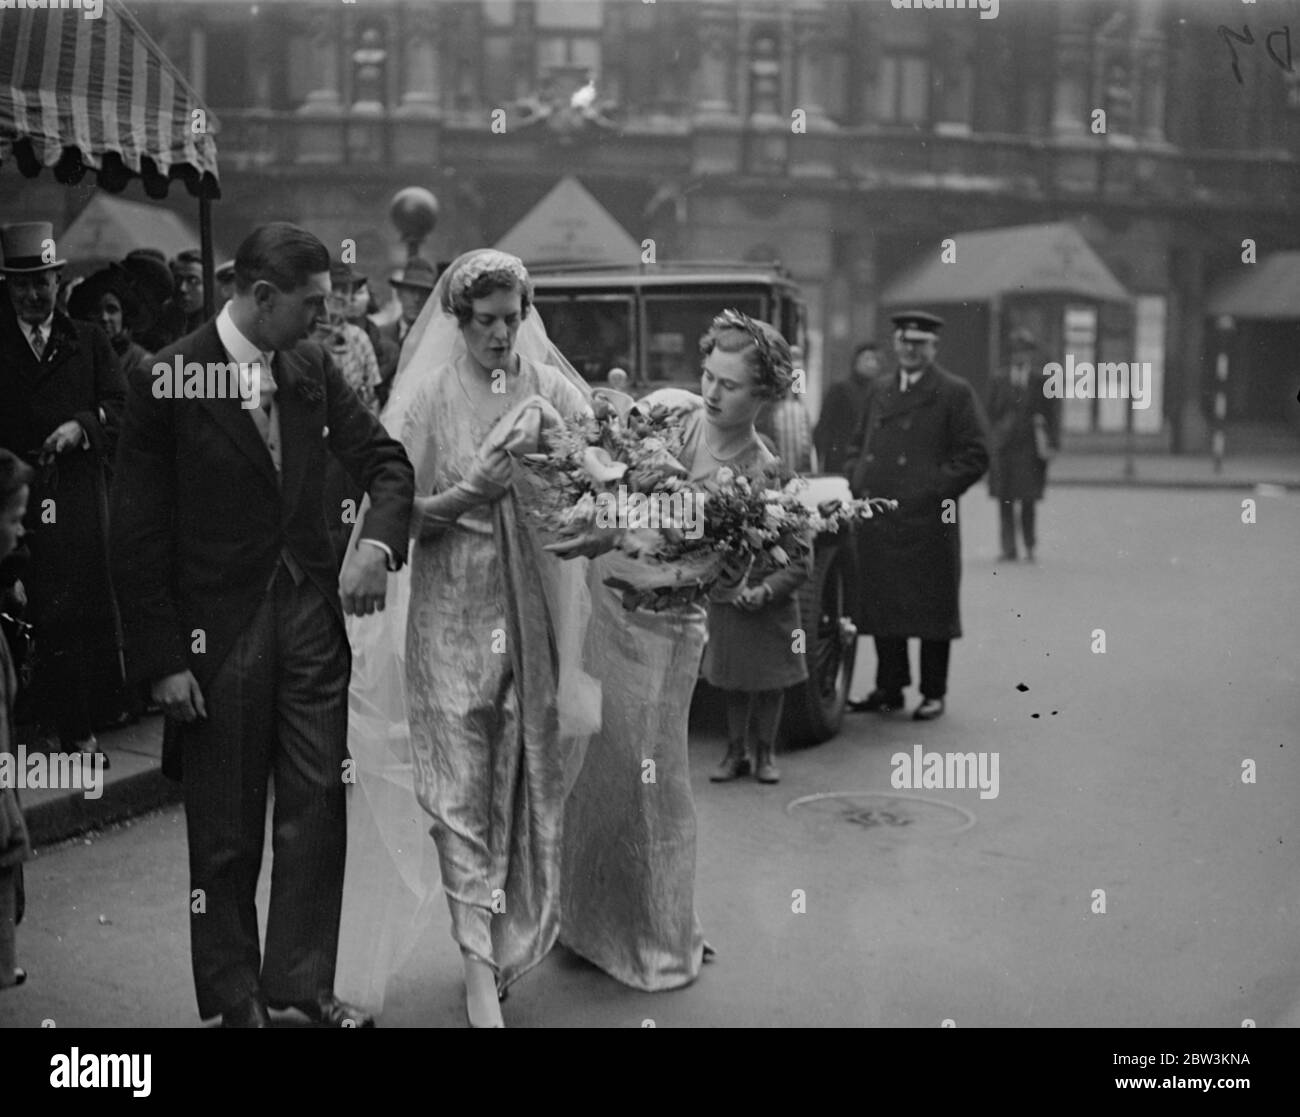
335;249;601;1027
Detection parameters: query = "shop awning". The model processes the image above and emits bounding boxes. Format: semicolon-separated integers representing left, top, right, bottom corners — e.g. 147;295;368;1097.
0;0;220;199
880;222;1130;306
497;175;641;266
1206;253;1300;321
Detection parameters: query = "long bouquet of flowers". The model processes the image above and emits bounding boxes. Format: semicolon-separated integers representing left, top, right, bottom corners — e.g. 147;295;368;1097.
518;400;897;611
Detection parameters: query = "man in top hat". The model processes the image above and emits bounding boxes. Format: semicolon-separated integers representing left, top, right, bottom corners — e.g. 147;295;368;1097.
844;310;989;721
380;256;437;353
987;327;1060;563
0;222;126;761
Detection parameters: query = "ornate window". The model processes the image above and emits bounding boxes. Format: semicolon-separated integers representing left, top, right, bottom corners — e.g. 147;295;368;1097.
535;0;603;101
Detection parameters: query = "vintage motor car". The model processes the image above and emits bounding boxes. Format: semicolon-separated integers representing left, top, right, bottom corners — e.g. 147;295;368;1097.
530;261;858;747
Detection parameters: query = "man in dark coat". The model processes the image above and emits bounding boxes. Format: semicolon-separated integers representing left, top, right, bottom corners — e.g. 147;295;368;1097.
845;311;989;721
987;328;1061;562
814;340;880;475
110;223;414;1029
0;222;126;759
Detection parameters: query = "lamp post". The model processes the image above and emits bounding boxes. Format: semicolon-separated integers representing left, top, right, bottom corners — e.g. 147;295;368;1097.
388;186;439;263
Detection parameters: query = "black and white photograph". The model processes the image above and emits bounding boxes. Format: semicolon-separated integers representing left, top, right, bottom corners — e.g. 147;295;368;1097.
0;0;1296;1065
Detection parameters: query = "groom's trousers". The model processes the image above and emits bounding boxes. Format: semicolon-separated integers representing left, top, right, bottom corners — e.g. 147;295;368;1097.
181;561;350;1020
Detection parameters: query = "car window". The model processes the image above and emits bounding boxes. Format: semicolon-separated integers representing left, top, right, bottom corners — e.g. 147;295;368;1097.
644;293;765;383
533;295;634;384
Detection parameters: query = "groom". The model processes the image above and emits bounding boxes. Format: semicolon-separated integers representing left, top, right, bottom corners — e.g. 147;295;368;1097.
111;223;414;1028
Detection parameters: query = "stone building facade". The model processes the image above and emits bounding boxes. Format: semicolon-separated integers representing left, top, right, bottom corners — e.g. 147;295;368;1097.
4;0;1297;447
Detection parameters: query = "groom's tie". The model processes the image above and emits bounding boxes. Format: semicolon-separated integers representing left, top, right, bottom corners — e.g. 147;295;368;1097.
247;353;305;586
249;354;281;475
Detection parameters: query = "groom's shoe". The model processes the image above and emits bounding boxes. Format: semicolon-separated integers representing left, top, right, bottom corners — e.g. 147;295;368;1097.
220;994;270;1028
913;697;945;721
848;689;904;714
269;992;374;1028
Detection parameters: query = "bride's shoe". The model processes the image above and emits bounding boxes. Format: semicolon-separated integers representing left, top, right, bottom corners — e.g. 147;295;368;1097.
463;954;504;1028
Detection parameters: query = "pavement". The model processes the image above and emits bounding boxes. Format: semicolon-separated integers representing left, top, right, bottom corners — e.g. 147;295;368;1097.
1049;451;1300;490
2;481;1296;1028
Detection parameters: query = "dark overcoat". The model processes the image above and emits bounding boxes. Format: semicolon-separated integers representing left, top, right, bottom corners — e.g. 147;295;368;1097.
109;321;414;778
846;364;989;640
0;298;126;638
813;374;872;476
986;368;1061;502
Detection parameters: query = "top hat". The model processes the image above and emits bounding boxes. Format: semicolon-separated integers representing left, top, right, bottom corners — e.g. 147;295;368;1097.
330;260;368;288
890;310;944;342
388;257;437;291
0;222;66;274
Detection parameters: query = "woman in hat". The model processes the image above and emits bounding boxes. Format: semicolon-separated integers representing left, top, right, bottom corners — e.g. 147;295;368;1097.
67;265;154;383
120;249;177;353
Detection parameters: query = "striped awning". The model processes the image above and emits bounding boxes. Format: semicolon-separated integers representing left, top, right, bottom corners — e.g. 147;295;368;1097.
0;0;220;199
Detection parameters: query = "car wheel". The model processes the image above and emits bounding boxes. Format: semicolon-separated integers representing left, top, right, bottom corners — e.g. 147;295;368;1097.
780;533;858;748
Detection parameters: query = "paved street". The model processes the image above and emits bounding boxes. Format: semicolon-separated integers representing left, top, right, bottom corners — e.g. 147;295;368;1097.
1;485;1297;1028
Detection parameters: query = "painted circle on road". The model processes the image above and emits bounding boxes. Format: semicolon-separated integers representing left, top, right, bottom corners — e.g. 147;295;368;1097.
785;791;977;837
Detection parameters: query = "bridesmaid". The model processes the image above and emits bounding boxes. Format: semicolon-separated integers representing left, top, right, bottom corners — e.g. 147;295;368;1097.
555;309;803;989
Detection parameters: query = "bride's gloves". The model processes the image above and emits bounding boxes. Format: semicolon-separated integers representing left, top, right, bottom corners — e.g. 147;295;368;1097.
414;446;513;539
414;397;568;541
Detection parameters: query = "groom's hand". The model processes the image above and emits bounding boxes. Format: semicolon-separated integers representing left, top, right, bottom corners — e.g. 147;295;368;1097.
152;670;207;723
341;543;389;616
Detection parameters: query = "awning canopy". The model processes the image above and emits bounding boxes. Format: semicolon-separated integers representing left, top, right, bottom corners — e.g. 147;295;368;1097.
497;175;641;266
0;0;220;199
59;192;222;270
880;222;1130;307
1206;253;1300;321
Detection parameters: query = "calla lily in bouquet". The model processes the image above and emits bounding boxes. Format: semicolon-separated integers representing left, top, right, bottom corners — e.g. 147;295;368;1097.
516;401;692;543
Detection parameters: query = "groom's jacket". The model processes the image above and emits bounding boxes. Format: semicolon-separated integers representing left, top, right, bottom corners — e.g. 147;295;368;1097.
110;320;413;759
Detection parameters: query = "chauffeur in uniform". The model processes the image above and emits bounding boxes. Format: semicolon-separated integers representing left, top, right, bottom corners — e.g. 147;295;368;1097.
845;311;989;721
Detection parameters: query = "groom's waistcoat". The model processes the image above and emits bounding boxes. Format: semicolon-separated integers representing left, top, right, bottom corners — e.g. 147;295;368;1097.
110;320;413;700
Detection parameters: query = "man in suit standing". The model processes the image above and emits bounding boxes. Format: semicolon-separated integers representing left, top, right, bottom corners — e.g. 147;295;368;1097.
111;223;414;1028
814;340;881;475
987;328;1060;563
845;311;989;722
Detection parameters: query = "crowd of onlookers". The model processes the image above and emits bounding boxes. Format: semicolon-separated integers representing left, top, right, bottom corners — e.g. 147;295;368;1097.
0;221;438;762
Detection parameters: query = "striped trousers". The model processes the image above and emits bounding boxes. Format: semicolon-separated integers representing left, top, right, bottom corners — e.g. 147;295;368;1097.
181;561;350;1020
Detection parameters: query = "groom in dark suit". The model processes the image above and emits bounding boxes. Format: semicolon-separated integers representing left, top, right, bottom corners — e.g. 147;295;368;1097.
111;223;414;1028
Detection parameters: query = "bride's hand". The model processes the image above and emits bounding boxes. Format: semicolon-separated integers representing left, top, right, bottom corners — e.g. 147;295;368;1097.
544;525;623;560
